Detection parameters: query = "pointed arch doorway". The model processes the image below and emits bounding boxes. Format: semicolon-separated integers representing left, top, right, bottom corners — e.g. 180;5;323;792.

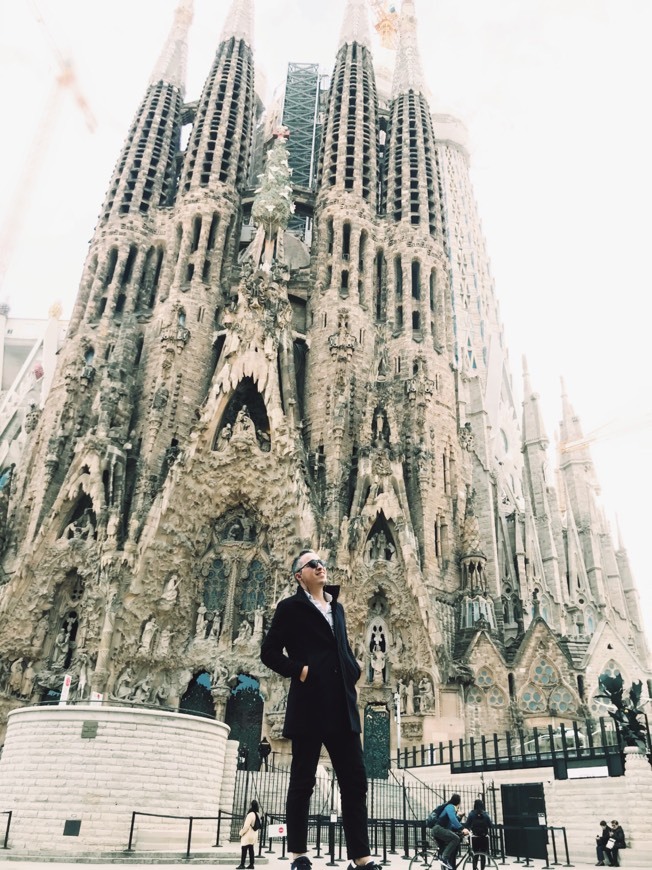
225;674;264;771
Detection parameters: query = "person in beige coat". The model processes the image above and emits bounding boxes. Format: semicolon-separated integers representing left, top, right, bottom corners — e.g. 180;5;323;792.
237;799;261;869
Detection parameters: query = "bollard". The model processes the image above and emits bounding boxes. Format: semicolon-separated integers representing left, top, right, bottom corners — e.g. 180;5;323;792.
326;819;337;867
560;827;574;867
315;817;323;858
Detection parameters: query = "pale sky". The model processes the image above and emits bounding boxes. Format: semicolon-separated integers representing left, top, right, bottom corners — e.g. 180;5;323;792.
1;0;651;639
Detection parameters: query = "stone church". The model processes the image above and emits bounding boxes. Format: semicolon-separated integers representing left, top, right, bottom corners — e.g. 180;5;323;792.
0;0;649;770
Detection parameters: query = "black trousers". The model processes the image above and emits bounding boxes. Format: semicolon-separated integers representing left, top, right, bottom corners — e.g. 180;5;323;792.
287;730;369;859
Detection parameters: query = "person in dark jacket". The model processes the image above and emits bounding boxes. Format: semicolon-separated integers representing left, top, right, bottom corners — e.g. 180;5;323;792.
466;799;492;870
261;549;380;870
595;820;611;866
605;820;626;867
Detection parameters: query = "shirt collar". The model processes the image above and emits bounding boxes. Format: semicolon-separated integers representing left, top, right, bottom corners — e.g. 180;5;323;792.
302;587;332;605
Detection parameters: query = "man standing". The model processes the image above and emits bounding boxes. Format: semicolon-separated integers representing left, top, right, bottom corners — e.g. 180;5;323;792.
261;549;379;870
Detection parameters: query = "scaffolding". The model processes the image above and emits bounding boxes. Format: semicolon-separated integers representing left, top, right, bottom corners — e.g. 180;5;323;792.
281;63;321;191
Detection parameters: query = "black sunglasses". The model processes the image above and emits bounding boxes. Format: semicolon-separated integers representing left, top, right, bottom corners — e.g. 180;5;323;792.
298;558;327;571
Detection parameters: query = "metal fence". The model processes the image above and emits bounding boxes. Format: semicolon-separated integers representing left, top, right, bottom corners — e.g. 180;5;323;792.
395;717;650;776
231;767;488;843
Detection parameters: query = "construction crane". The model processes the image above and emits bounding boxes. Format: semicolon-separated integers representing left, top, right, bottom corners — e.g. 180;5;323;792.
368;0;399;50
559;411;652;453
0;1;96;293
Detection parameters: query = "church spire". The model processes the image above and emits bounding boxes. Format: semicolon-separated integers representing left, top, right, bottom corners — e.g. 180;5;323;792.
149;0;193;91
219;0;254;48
392;0;427;97
339;0;372;50
521;356;549;448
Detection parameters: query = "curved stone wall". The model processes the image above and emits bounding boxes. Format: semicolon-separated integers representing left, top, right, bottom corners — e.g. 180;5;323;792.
0;705;233;853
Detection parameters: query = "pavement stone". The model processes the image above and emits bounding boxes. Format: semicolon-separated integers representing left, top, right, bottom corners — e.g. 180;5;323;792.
0;843;646;870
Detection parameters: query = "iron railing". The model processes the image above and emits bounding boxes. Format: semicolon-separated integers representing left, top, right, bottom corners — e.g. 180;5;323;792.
1;811;11;849
232;766;488;842
395;717;649;775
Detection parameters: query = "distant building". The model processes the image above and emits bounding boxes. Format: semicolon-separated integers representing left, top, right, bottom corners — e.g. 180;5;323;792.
0;305;67;477
0;0;648;770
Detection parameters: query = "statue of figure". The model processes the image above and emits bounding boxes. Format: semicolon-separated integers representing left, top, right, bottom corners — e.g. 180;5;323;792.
418;677;434;713
160;575;180;606
8;658;23;695
397;679;407;714
157;627;172;656
210;611;222;640
233;405;255;437
234;619;252;648
132;676;152;704
195;604;208;639
139;617;157;654
51;627;70;668
212;658;229;688
227;519;245;541
252;608;264;644
113;667;134;699
76;653;90;700
32;616;49;651
20;662;36;699
405;679;415;715
153;681;169;706
370;640;386;685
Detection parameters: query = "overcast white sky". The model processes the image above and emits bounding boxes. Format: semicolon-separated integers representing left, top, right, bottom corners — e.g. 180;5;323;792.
1;0;651;640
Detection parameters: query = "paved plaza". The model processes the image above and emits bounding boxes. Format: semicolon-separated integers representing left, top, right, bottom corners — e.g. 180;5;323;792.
0;843;646;870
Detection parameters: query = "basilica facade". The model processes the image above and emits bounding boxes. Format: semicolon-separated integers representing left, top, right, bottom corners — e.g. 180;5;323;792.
0;0;648;769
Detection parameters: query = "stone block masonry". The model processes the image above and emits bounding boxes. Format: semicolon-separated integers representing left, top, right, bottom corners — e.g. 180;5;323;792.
0;705;234;853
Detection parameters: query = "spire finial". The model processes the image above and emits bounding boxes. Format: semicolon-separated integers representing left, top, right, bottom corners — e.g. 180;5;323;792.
392;0;426;97
219;0;254;49
339;0;372;50
150;0;194;90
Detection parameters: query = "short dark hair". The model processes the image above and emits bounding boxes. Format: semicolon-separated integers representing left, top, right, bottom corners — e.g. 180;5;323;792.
473;799;485;812
291;548;313;575
600;821;607;826
450;793;461;806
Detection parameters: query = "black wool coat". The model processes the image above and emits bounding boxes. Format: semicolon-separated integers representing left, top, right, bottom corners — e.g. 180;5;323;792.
260;584;362;738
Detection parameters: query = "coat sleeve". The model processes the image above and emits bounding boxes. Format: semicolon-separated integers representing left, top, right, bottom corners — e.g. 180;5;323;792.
260;600;305;679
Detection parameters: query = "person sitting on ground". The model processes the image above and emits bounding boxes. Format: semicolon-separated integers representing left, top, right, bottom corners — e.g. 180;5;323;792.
430;793;469;870
466;799;493;870
595;820;611;866
605;820;626;867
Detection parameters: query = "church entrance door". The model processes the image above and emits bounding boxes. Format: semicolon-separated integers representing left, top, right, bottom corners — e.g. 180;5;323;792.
363;704;390;779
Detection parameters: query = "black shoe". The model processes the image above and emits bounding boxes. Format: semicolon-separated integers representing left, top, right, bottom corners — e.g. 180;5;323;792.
347;863;383;870
291;858;312;870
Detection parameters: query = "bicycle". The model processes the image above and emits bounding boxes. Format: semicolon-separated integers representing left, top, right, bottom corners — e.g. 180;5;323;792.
409;834;471;870
408;838;444;870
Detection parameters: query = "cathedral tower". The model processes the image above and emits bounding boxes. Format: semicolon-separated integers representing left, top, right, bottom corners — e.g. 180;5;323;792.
0;0;648;758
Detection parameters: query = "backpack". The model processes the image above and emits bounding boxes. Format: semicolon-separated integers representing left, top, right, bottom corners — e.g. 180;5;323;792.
426;803;447;828
470;813;489;838
252;813;261;832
